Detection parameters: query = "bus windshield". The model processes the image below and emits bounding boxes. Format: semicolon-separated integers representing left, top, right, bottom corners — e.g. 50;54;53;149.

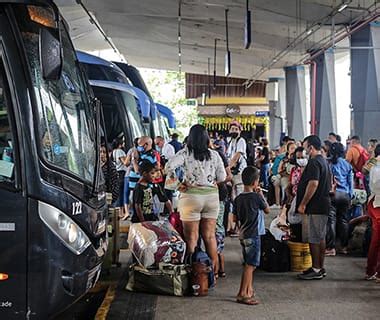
16;6;97;183
120;91;145;140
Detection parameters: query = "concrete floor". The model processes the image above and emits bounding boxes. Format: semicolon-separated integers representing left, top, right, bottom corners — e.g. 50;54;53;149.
154;236;380;320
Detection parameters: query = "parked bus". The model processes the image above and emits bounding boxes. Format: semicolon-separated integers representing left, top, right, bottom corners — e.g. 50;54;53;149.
114;62;173;140
77;52;150;148
0;1;107;318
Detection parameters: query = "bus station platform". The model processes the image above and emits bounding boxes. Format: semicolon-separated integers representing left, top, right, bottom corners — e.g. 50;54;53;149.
61;210;380;320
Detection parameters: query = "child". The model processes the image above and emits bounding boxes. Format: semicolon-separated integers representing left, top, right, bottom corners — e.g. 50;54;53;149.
233;166;270;305
132;160;173;223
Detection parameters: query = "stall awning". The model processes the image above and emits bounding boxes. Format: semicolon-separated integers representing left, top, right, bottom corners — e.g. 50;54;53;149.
156;103;176;129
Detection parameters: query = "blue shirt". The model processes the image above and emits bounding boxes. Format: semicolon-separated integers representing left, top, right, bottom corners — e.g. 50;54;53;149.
258;210;265;236
331;158;354;197
272;153;285;175
169;140;183;153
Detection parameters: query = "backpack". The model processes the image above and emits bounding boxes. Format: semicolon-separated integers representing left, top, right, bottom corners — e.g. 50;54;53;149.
352;145;370;173
228;137;255;169
187;246;215;288
260;230;291;272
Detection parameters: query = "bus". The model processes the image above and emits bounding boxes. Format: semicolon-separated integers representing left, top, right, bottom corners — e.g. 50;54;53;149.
77;52;149;148
114;62;173;140
0;1;107;318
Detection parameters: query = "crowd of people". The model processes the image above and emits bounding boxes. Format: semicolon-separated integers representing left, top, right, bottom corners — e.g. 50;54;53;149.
100;122;380;306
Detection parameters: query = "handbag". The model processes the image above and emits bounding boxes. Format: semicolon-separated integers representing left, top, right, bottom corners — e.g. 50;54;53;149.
164;172;180;191
169;211;184;237
126;263;189;296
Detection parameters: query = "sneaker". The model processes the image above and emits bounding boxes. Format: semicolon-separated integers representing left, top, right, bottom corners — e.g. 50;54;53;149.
321;268;327;277
297;269;323;280
270;204;281;209
301;267;314;275
365;273;378;281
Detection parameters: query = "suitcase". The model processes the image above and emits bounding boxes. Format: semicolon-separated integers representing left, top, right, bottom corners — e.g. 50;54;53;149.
126;263;189;296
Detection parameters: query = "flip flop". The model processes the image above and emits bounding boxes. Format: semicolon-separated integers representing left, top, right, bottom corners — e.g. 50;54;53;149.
236;296;260;306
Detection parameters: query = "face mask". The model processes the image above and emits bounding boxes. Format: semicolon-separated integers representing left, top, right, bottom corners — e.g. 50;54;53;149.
137;146;145;153
155;146;162;153
230;132;239;139
296;158;308;167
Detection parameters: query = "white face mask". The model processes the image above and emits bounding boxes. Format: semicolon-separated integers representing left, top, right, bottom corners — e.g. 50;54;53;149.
296;158;308;167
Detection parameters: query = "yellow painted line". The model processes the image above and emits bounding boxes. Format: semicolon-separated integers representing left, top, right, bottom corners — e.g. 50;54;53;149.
88;282;110;294
95;283;117;320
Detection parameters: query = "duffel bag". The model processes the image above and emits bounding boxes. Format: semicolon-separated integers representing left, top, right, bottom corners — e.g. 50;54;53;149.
126;263;189;296
260;229;290;272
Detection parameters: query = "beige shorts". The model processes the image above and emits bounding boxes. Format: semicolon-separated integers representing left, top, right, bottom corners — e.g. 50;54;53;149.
178;191;219;222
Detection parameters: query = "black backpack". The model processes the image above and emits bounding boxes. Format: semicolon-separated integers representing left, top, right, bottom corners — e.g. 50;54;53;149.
228;137;255;169
260;230;290;272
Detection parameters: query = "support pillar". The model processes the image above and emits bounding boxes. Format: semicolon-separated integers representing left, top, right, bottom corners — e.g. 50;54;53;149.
313;49;337;137
267;78;286;148
351;22;380;144
285;66;307;141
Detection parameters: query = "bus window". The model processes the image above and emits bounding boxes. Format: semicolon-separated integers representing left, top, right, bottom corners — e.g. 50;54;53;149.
120;91;145;140
81;63;130;85
16;9;97;183
0;60;15;185
92;86;126;144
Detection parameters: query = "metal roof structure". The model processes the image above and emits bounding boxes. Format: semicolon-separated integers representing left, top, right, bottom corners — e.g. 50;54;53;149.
57;1;378;81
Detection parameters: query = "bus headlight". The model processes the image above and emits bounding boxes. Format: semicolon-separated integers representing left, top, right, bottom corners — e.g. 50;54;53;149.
38;201;91;255
68;223;78;243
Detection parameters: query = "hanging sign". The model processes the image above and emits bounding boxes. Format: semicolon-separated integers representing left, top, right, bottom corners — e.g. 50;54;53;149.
255;111;270;117
225;105;240;117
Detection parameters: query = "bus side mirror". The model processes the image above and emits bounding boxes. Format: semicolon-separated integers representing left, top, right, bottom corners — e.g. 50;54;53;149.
40;27;63;81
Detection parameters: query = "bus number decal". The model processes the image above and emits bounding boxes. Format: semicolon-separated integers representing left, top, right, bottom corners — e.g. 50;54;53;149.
72;202;82;216
0;301;12;308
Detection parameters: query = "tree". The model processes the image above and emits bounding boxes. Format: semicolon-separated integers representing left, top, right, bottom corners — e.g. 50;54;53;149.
139;68;197;140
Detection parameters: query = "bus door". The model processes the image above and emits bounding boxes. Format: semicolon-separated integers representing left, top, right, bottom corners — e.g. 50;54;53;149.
0;11;27;317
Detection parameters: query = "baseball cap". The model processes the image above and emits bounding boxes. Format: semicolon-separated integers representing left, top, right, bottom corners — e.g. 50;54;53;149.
229;120;242;130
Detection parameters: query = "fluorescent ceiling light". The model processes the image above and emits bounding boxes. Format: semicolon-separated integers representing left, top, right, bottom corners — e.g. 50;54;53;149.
338;3;348;12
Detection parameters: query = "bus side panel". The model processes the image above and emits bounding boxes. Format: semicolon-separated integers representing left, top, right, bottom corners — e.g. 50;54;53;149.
0;188;27;319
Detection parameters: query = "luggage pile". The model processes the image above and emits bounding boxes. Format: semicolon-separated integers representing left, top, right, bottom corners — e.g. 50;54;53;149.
127;220;213;296
128;220;186;268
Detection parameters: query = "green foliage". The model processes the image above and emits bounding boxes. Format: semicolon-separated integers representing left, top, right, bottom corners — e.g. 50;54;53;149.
139;68;198;140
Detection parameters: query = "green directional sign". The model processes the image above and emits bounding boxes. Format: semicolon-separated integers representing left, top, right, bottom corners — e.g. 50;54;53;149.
186;99;198;107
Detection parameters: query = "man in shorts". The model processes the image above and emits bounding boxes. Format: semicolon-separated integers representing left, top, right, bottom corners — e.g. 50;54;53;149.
297;135;331;280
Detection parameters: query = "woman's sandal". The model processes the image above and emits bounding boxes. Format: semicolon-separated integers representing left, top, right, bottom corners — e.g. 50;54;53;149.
236;296;260;306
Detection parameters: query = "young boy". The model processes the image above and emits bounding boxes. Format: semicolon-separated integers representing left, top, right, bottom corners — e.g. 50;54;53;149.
132;160;173;223
233;166;270;305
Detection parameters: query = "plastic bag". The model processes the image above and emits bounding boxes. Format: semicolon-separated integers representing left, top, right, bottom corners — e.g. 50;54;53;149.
128;221;186;268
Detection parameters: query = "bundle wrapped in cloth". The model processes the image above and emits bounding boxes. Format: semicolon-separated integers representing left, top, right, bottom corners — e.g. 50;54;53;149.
128;220;186;268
